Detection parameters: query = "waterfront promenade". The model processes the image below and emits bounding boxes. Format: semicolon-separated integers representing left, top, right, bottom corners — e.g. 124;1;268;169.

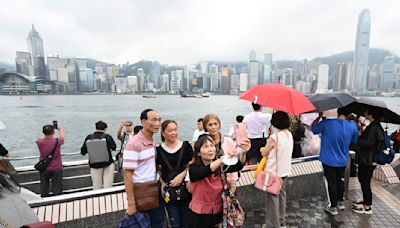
245;177;400;227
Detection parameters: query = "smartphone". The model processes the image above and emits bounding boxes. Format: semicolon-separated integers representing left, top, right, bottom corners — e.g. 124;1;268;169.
234;123;248;146
53;120;58;129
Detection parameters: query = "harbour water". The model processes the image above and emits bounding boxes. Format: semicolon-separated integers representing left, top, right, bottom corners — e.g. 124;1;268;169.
1;95;400;166
0;95;251;166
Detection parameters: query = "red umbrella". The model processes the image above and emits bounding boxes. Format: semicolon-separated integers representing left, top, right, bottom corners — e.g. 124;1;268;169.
240;83;315;115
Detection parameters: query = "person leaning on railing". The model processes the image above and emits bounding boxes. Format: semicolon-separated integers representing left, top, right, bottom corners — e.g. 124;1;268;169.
36;125;64;197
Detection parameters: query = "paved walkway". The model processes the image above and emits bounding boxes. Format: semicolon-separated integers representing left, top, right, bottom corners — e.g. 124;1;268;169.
244;177;400;227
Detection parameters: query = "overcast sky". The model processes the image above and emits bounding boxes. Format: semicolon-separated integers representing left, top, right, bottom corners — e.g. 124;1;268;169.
0;0;399;65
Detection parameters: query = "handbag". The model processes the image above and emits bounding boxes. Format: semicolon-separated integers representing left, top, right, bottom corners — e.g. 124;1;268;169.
134;180;159;212
116;212;150;228
221;172;245;228
159;144;190;205
133;148;160;212
254;132;283;195
34;139;58;172
0;158;17;176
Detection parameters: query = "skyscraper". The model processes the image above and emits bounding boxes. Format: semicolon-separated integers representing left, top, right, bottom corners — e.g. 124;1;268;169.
352;9;371;94
27;25;47;77
150;61;161;89
248;61;263;88
317;64;329;93
249;50;256;62
263;54;273;83
15;51;34;76
380;56;395;90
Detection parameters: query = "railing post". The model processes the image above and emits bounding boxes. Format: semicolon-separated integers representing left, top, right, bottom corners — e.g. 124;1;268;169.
344;150;355;199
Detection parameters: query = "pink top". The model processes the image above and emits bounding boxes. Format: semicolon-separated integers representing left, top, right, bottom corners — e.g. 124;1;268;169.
189;174;223;214
36;137;64;171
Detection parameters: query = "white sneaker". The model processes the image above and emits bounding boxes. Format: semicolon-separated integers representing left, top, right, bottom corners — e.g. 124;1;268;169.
324;206;339;216
352;205;372;215
337;201;345;210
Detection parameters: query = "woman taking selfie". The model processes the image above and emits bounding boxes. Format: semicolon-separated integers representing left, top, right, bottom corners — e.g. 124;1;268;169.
188;134;250;228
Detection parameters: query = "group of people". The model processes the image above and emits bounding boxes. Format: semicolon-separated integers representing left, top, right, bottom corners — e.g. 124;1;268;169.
121;108;295;228
312;106;395;216
1;101;398;227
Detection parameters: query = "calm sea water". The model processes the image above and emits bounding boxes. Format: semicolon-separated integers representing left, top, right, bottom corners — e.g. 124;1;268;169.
1;95;400;166
0;95;251;166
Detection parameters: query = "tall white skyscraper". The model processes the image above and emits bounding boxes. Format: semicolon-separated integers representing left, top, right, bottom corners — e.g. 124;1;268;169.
239;73;248;92
209;64;219;92
317;64;329;93
27;24;47;77
352;9;371;94
263;54;273;83
248;61;263;88
249;50;256;62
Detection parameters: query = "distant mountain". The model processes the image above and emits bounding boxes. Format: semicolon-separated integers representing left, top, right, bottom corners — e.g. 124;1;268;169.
311;48;399;74
86;58;109;71
0;62;14;71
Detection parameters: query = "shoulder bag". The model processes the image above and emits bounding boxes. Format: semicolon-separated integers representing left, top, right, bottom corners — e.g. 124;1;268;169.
254;132;283;195
34;139;59;172
221;171;245;227
159;142;190;205
133;147;160;212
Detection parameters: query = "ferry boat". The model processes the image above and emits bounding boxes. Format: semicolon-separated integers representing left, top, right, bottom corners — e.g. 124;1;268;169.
142;94;157;98
179;90;210;98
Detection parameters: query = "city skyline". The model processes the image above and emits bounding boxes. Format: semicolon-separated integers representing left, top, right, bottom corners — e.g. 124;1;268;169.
1;0;400;65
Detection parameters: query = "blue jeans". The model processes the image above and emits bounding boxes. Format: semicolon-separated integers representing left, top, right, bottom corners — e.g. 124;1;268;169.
147;183;166;228
165;202;189;228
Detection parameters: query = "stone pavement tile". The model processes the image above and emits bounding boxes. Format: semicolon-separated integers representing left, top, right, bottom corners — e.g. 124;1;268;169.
244;192;400;228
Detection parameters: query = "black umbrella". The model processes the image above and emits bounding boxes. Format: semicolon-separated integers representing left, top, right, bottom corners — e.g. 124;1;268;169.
346;97;400;124
308;93;356;112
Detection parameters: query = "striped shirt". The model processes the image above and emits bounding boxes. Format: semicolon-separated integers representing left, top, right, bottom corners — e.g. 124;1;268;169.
123;131;157;183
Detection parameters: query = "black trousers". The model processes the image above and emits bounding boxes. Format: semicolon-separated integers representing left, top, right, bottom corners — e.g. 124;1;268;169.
187;210;222;228
357;165;376;206
40;169;63;197
322;164;345;207
247;138;266;164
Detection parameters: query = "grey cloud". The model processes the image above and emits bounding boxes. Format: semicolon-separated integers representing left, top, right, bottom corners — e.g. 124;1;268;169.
0;0;399;65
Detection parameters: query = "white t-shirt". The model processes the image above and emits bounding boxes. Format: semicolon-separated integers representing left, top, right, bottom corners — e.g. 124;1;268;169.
243;112;272;139
265;130;293;177
192;129;205;142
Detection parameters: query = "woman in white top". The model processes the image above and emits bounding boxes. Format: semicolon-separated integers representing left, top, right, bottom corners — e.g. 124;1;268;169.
261;111;293;228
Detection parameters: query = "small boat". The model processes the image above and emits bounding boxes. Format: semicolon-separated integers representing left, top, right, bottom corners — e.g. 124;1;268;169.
179;91;195;97
142;95;156;98
201;92;211;97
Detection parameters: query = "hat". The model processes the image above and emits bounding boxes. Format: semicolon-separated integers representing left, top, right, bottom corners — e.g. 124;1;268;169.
124;121;133;126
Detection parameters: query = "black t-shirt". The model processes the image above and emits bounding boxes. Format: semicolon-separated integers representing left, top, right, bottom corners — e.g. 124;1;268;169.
156;141;193;182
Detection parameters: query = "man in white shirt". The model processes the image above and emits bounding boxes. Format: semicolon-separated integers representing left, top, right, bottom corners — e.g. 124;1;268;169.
243;103;272;164
191;118;205;142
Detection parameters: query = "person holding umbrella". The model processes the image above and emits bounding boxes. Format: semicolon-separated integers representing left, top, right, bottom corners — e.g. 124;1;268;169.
311;107;358;215
352;108;384;215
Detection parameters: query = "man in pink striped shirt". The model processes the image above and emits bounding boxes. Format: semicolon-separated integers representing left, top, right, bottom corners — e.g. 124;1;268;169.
123;109;165;227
